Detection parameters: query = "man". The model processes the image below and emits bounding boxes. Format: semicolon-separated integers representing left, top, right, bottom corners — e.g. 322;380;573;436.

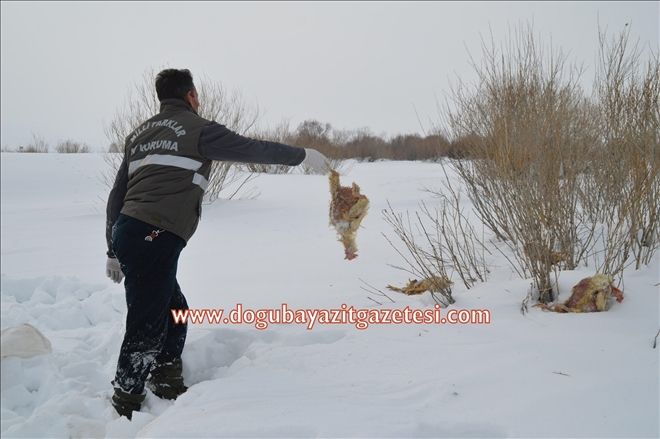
105;68;329;419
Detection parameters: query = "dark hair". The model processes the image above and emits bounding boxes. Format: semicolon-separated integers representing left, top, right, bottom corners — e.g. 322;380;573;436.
155;69;195;101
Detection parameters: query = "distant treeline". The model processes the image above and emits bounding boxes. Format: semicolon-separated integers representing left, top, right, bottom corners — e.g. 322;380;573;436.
258;119;472;161
3;120;475;161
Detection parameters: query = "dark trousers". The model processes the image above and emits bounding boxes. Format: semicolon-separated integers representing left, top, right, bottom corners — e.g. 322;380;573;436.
111;214;188;394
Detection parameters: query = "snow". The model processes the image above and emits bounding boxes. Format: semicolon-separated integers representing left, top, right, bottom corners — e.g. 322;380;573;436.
1;152;658;438
1;324;52;359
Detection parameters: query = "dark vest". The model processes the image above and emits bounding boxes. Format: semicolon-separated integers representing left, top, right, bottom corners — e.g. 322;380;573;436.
120;99;211;242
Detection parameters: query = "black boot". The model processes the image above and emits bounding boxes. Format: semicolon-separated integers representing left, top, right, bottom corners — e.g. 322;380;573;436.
111;386;146;420
146;357;188;400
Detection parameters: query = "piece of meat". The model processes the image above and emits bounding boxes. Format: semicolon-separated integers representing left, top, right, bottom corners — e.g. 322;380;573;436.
329;170;369;260
534;274;624;313
386;277;452;295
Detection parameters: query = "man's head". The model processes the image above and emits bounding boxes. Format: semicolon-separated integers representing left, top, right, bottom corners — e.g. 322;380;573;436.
155;68;200;113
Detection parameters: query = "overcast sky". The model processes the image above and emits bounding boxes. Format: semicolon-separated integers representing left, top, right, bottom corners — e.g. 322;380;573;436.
1;1;658;150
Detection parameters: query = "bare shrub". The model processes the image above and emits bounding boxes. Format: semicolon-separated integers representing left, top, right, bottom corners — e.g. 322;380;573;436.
382;203;455;306
55;140;90;153
104;68;260;202
587;27;660;277
403;24;659;306
442;26;602;302
386;24;658;305
446;134;482;159
382;161;490;302
19;134;49;153
428;164;491;289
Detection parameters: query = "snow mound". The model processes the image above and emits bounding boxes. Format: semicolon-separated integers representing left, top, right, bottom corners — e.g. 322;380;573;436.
1;324;52;358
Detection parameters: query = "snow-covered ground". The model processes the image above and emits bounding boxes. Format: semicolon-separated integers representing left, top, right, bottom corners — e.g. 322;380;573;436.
1;152;658;438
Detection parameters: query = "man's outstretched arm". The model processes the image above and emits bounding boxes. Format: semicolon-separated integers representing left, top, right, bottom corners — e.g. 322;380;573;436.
198;122;306;165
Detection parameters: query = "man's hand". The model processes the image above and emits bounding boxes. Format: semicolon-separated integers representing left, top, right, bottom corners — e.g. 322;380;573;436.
106;257;124;284
301;148;332;174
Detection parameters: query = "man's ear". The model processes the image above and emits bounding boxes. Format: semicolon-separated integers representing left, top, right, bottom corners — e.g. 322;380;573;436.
184;90;194;104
